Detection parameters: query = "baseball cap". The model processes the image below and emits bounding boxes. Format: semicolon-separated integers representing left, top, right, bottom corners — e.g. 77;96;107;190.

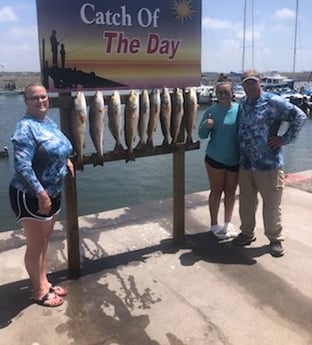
241;70;261;83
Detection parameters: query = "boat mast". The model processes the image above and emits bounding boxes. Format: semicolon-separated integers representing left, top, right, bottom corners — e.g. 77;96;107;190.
242;0;247;72
251;0;255;69
292;0;299;73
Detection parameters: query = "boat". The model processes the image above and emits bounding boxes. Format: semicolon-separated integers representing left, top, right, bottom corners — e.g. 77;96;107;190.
196;84;215;104
261;73;295;91
0;146;9;158
0;79;24;95
233;84;245;101
301;72;312;97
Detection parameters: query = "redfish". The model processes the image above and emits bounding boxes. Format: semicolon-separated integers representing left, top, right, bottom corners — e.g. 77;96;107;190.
108;90;123;154
185;87;199;145
147;88;161;147
124;90;139;162
136;89;150;150
71;91;87;170
89;90;105;166
170;88;184;146
160;87;172;145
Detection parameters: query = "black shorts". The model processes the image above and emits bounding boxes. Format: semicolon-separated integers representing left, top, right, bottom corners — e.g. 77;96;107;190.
9;185;61;223
205;155;239;172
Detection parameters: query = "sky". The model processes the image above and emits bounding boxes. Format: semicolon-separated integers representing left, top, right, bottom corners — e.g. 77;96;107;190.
0;0;311;73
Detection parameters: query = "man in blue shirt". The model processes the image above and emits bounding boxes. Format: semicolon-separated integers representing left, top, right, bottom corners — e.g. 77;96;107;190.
233;70;307;257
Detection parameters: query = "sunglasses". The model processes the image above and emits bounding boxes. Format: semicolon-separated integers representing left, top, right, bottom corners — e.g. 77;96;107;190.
26;95;48;102
216;91;231;97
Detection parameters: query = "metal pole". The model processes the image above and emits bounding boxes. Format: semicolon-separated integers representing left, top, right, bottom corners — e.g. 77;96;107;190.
242;0;247;72
293;0;299;73
251;0;255;69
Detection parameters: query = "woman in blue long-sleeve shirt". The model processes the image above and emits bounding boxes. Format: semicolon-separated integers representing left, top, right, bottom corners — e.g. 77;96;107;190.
9;83;74;307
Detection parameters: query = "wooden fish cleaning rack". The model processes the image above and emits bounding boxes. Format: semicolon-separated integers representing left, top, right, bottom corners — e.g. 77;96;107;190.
50;91;200;277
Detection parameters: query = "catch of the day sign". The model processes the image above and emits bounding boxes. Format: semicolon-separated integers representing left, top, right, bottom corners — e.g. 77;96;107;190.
81;4;180;59
35;0;201;91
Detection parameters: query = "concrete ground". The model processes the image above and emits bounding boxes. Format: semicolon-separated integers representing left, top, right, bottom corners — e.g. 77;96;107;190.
0;171;312;345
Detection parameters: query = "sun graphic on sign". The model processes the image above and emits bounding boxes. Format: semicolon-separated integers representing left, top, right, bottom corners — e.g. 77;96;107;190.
172;0;195;23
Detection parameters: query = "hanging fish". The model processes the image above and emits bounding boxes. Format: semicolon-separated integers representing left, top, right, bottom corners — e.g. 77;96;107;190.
124;90;139;162
147;88;161;148
71;91;87;170
136;89;150;151
160;87;172;145
184;87;199;145
89;90;105;166
170;88;184;146
108;90;124;154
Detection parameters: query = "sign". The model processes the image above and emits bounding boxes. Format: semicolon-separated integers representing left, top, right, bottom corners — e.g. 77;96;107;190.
35;0;201;91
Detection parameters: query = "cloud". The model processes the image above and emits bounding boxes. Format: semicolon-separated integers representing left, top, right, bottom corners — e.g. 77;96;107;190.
202;17;233;29
0;6;18;22
0;25;39;71
235;25;261;43
273;8;296;20
6;25;38;41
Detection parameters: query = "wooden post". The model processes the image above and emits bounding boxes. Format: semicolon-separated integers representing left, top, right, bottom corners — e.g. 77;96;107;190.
173;146;185;244
59;93;81;277
173;89;186;244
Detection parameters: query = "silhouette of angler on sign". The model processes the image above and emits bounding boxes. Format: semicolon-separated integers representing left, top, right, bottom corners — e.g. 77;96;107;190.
50;29;59;66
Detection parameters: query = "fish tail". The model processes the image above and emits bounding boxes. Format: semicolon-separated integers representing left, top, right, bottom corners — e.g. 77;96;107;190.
186;134;193;146
146;137;154;148
162;136;169;146
76;158;84;171
135;140;146;151
113;142;124;154
93;154;104;167
126;150;136;163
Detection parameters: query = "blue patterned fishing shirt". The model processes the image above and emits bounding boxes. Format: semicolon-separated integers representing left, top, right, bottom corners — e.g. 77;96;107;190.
238;92;307;171
10;114;73;197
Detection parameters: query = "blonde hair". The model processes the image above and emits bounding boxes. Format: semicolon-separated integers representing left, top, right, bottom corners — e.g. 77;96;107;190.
24;82;46;101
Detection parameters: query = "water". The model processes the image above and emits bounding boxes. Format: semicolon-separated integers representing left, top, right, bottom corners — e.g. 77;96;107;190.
0;93;311;232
